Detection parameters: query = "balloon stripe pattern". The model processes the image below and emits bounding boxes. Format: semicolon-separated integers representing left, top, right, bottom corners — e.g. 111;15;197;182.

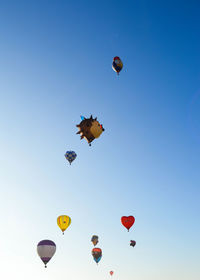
65;151;77;165
37;240;56;267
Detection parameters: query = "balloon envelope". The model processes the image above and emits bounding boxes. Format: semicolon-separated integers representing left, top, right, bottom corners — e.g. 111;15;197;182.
130;240;136;247
91;235;99;246
37;240;56;267
110;271;114;276
121;216;135;231
65;151;77;165
76;115;104;145
112;56;123;74
57;215;71;234
92;248;102;264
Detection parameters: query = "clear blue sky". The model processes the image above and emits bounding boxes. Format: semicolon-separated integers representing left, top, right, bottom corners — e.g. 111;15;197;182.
0;1;200;279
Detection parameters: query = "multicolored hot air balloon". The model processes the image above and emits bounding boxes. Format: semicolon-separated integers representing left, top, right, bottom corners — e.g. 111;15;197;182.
91;235;99;246
65;151;77;165
57;215;71;234
130;240;136;247
76;115;104;146
112;56;123;75
110;271;114;276
92;247;102;264
121;216;135;231
37;240;56;268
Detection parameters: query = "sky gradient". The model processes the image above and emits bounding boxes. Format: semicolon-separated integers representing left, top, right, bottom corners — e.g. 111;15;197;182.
0;1;200;280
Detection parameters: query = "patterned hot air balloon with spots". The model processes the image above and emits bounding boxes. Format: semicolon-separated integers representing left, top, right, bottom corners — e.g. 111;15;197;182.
37;240;56;268
65;151;77;165
57;215;71;234
112;56;123;75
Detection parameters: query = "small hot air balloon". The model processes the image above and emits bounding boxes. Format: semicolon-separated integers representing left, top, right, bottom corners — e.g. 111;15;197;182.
57;215;71;234
130;240;136;247
112;56;123;75
92;248;102;264
76;115;104;146
121;216;135;231
65;151;77;165
91;235;99;246
110;271;114;276
37;240;56;268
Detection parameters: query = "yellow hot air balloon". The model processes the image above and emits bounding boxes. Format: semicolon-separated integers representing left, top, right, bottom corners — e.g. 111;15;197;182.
57;215;71;234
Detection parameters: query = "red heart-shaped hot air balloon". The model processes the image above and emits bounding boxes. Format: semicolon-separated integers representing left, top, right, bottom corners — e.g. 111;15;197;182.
121;216;135;231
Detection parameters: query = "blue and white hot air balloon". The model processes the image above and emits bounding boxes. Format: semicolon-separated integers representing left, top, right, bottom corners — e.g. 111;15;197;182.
37;240;56;268
65;151;77;165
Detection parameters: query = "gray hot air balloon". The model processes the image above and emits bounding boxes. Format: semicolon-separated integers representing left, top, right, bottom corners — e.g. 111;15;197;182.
37;240;56;267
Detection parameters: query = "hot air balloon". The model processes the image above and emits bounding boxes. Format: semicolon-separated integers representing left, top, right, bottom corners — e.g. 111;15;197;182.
37;240;56;268
76;115;104;146
91;235;99;246
65;151;77;165
112;56;123;75
92;248;102;264
57;215;71;234
121;216;135;231
110;271;114;276
130;240;136;247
